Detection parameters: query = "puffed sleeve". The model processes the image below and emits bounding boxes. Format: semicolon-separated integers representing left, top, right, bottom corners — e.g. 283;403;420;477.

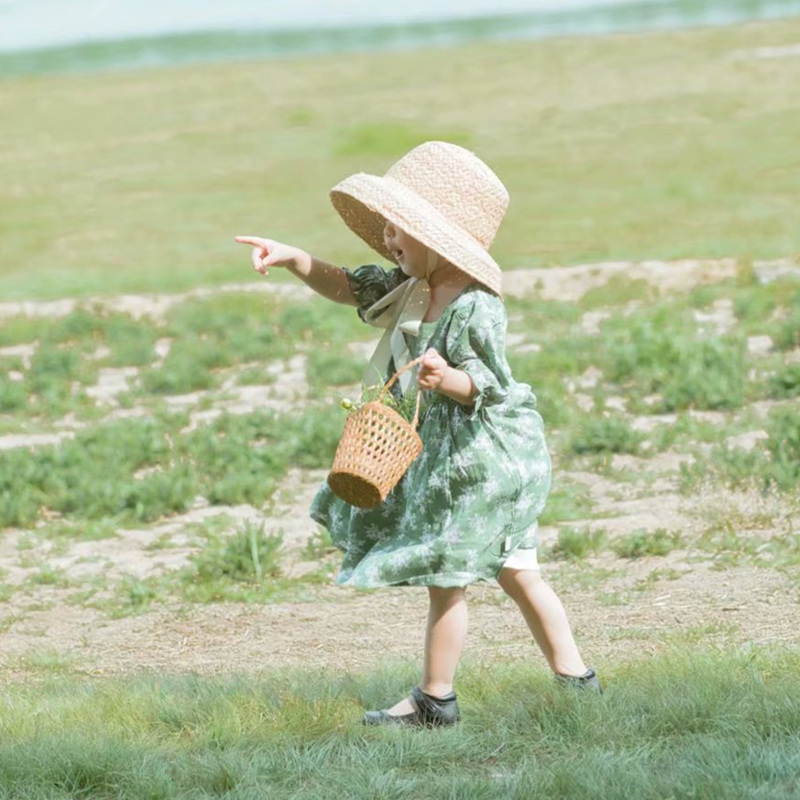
342;264;408;323
443;292;510;418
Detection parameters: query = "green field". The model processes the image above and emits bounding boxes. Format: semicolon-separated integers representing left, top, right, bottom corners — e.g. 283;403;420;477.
1;17;800;300
1;647;799;800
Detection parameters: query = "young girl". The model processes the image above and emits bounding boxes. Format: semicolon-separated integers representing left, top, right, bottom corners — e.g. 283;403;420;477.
236;141;600;727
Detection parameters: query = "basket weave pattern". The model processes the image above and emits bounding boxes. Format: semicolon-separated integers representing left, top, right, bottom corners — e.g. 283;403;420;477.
328;357;424;509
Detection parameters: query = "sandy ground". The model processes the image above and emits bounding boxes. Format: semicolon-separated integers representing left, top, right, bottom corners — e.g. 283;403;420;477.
1;463;797;680
1;256;799;681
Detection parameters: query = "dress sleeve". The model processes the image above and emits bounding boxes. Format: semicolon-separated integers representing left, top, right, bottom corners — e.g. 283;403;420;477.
342;264;407;323
443;292;509;418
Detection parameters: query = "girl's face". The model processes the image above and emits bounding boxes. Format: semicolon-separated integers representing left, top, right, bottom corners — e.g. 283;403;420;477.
383;220;437;279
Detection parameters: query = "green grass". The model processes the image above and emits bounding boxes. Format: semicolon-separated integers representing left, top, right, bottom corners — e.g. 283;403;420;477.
24;343;99;419
0;375;26;413
2;19;800;301
768;363;800;399
235;365;278;386
578;275;656;309
333;121;473;157
0;309;158;368
569;416;644;456
0;646;798;799
304;527;337;560
598;309;748;412
680;404;800;494
139;339;222;394
96;520;335;617
506;276;797;433
0;29;799;793
306;346;363;392
0;403;343;529
180;520;285;603
612;528;683;559
29;566;75;589
0;291;376;429
549;526;608;560
538;480;593;526
690;523;800;579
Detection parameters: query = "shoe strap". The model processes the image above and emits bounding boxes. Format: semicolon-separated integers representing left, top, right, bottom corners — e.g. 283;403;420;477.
556;668;595;681
412;686;457;715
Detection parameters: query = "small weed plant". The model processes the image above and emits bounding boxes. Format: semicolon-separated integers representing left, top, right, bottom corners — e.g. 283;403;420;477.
550;526;608;560
569;416;644;455
181;521;285;603
612;528;683;559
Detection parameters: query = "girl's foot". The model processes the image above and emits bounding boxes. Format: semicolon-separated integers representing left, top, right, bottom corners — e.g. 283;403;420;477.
554;667;603;693
362;686;460;727
385;695;418;716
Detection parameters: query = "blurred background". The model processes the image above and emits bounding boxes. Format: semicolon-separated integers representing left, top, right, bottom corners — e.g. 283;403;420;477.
3;0;800;73
1;0;800;300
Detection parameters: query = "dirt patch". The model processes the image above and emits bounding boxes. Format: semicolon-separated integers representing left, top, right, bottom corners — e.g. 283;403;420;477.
0;281;313;323
502;257;798;301
2;258;797;323
2;556;797;680
2;461;797;681
2;261;799;682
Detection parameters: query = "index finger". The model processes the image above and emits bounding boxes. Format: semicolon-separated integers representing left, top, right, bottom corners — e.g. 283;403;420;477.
234;235;270;248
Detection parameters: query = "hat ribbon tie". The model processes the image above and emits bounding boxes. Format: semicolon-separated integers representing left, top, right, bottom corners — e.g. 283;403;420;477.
361;277;431;395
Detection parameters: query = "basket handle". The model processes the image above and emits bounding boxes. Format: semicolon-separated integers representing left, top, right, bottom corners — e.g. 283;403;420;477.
378;355;425;429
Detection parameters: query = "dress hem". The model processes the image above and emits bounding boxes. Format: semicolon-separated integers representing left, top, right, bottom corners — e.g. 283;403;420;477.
335;570;506;590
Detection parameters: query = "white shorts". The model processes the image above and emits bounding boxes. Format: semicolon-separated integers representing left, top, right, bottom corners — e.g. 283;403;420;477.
501;547;540;571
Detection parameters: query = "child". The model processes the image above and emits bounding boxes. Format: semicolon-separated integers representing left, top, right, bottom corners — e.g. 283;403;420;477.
236;141;600;727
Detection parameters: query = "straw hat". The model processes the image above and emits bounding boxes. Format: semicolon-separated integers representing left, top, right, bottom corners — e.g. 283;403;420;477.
330;141;509;295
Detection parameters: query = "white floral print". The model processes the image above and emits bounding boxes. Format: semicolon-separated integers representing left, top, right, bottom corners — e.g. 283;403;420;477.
310;265;552;588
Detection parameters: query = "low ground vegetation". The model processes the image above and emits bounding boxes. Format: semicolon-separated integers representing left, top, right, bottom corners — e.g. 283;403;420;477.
0;266;797;620
0;647;798;800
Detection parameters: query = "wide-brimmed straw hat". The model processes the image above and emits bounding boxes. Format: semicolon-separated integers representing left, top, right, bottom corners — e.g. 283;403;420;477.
330;141;509;295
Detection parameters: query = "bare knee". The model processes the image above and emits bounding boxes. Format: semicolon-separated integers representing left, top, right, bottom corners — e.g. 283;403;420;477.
498;566;542;598
428;585;466;609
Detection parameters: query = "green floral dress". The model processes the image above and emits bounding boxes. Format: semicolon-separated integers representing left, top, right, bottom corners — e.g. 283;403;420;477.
310;264;552;589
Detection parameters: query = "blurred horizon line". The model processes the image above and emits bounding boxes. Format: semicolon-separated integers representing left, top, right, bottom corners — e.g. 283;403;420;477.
2;0;800;78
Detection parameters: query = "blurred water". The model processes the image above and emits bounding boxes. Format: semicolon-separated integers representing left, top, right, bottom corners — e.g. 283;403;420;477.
0;0;634;51
1;0;800;76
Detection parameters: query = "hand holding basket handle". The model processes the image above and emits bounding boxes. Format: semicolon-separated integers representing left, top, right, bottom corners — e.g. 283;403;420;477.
328;357;425;509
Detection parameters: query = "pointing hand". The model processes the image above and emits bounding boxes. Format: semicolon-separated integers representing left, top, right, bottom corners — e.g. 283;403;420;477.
234;235;302;276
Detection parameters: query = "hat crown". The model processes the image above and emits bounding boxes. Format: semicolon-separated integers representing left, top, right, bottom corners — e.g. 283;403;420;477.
384;142;509;250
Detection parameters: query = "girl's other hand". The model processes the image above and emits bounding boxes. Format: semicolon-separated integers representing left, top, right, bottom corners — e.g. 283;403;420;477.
234;235;304;276
418;347;450;391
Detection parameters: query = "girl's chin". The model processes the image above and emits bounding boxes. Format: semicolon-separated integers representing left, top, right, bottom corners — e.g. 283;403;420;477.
399;260;426;278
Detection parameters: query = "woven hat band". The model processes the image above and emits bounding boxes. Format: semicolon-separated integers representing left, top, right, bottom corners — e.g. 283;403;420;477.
385;142;508;250
381;177;489;254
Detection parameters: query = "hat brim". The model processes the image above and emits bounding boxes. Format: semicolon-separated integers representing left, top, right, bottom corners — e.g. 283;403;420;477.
330;173;503;296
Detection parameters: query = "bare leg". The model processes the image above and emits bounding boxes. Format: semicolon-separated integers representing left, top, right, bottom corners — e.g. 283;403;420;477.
386;586;468;716
497;567;588;676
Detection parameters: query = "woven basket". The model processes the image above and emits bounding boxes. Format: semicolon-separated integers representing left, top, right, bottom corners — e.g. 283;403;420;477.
328;356;424;509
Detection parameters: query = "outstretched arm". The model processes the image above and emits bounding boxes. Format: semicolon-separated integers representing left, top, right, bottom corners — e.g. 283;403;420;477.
235;235;358;306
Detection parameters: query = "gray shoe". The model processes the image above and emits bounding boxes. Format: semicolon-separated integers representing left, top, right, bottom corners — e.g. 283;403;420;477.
554;667;603;694
362;686;461;727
